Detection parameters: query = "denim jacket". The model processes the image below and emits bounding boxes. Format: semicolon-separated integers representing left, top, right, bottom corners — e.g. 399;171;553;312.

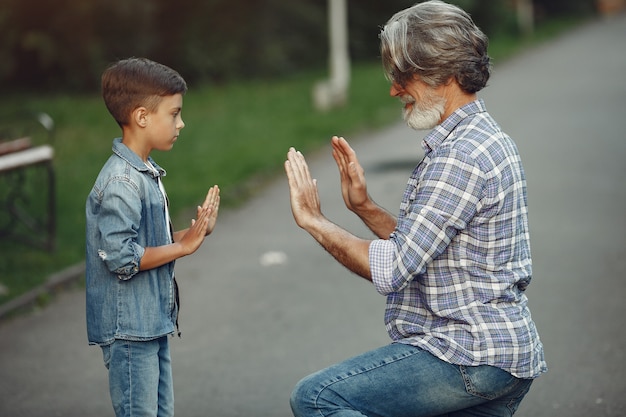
86;138;178;346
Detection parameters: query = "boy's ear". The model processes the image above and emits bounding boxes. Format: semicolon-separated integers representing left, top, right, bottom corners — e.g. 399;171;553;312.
132;106;149;128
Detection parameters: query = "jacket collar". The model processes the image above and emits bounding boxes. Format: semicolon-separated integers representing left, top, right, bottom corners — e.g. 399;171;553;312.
112;138;166;178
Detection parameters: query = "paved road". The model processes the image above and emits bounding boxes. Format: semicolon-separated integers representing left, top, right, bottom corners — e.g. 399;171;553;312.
1;14;625;417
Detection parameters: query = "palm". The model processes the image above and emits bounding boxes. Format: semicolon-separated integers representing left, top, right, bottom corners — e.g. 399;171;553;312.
332;137;369;212
197;185;220;235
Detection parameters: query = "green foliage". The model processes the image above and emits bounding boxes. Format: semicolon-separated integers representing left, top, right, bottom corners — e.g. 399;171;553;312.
0;0;596;91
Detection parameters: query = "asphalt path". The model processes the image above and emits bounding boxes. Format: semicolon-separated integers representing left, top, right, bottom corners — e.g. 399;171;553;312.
1;13;625;417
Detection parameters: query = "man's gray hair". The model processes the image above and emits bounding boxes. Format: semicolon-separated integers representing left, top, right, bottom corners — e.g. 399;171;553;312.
380;0;491;93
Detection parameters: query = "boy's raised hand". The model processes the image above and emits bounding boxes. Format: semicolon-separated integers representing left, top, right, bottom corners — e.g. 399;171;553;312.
197;185;220;235
139;191;218;269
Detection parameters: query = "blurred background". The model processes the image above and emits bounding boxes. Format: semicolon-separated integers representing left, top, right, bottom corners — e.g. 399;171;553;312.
0;0;603;93
0;0;619;324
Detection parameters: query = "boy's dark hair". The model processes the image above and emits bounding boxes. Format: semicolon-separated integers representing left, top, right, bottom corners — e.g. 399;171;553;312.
102;57;188;127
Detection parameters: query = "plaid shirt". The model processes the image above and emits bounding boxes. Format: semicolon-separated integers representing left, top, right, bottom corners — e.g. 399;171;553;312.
370;99;547;379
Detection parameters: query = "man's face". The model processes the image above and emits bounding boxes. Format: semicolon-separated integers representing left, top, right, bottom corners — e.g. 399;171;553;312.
391;79;446;131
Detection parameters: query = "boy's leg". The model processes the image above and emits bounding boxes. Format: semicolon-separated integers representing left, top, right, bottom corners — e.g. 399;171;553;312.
290;343;532;417
102;337;173;417
156;337;174;417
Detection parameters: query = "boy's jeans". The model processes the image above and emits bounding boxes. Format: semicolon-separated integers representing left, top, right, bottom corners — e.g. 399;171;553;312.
102;336;174;417
290;343;533;417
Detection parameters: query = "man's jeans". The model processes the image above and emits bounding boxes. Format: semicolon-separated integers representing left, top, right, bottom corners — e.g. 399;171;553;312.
102;337;174;417
290;343;533;417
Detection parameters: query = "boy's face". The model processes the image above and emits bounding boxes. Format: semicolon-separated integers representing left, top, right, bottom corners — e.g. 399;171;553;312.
145;93;185;152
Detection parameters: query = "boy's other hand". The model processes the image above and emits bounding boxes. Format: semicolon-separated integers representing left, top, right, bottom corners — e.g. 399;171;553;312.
180;205;212;255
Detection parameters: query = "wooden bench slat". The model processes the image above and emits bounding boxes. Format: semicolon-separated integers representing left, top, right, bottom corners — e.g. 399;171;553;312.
0;145;54;173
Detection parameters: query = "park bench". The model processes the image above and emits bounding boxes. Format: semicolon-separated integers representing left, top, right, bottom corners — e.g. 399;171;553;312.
0;113;55;251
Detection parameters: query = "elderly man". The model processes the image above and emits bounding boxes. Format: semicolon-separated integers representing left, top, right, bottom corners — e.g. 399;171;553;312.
284;1;547;416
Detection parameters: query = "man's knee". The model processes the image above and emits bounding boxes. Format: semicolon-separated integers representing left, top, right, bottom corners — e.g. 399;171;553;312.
292;370;358;417
290;373;316;416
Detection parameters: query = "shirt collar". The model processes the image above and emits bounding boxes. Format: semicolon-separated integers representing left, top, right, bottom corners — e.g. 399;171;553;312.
112;138;166;178
421;99;487;154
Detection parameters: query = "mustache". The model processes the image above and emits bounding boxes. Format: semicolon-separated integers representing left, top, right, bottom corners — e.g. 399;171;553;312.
400;95;415;105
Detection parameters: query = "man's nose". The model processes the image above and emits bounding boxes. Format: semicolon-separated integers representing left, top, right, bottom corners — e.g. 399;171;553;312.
390;82;402;97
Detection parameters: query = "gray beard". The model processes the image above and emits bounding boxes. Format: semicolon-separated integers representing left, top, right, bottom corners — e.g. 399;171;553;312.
403;94;446;131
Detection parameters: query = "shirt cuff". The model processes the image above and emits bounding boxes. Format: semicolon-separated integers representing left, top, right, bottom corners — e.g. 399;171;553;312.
369;239;396;295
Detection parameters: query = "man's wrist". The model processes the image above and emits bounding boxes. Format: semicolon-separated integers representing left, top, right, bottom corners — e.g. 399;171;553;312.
353;199;379;218
300;213;327;235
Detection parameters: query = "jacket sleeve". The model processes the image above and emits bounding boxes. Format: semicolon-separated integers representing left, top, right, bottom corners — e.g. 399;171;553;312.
96;177;145;280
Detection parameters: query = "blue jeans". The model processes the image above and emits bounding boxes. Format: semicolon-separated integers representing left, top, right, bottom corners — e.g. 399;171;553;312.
102;337;174;417
290;343;533;417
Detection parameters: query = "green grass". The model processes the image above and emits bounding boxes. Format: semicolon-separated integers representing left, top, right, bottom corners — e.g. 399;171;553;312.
0;16;588;307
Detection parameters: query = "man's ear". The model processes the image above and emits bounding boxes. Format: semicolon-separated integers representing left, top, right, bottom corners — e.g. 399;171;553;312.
132;106;149;128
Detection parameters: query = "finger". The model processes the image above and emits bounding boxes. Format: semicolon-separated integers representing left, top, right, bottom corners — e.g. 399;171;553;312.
332;137;353;168
336;139;363;177
331;136;345;162
198;205;210;217
331;136;347;153
206;185;219;208
201;187;215;209
338;137;357;162
287;148;311;185
211;187;220;212
284;159;295;186
201;189;212;209
205;188;215;209
331;148;344;174
332;147;349;177
297;153;314;184
212;195;221;213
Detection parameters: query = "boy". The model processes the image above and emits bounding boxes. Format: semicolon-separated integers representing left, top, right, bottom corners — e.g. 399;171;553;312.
86;57;220;417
